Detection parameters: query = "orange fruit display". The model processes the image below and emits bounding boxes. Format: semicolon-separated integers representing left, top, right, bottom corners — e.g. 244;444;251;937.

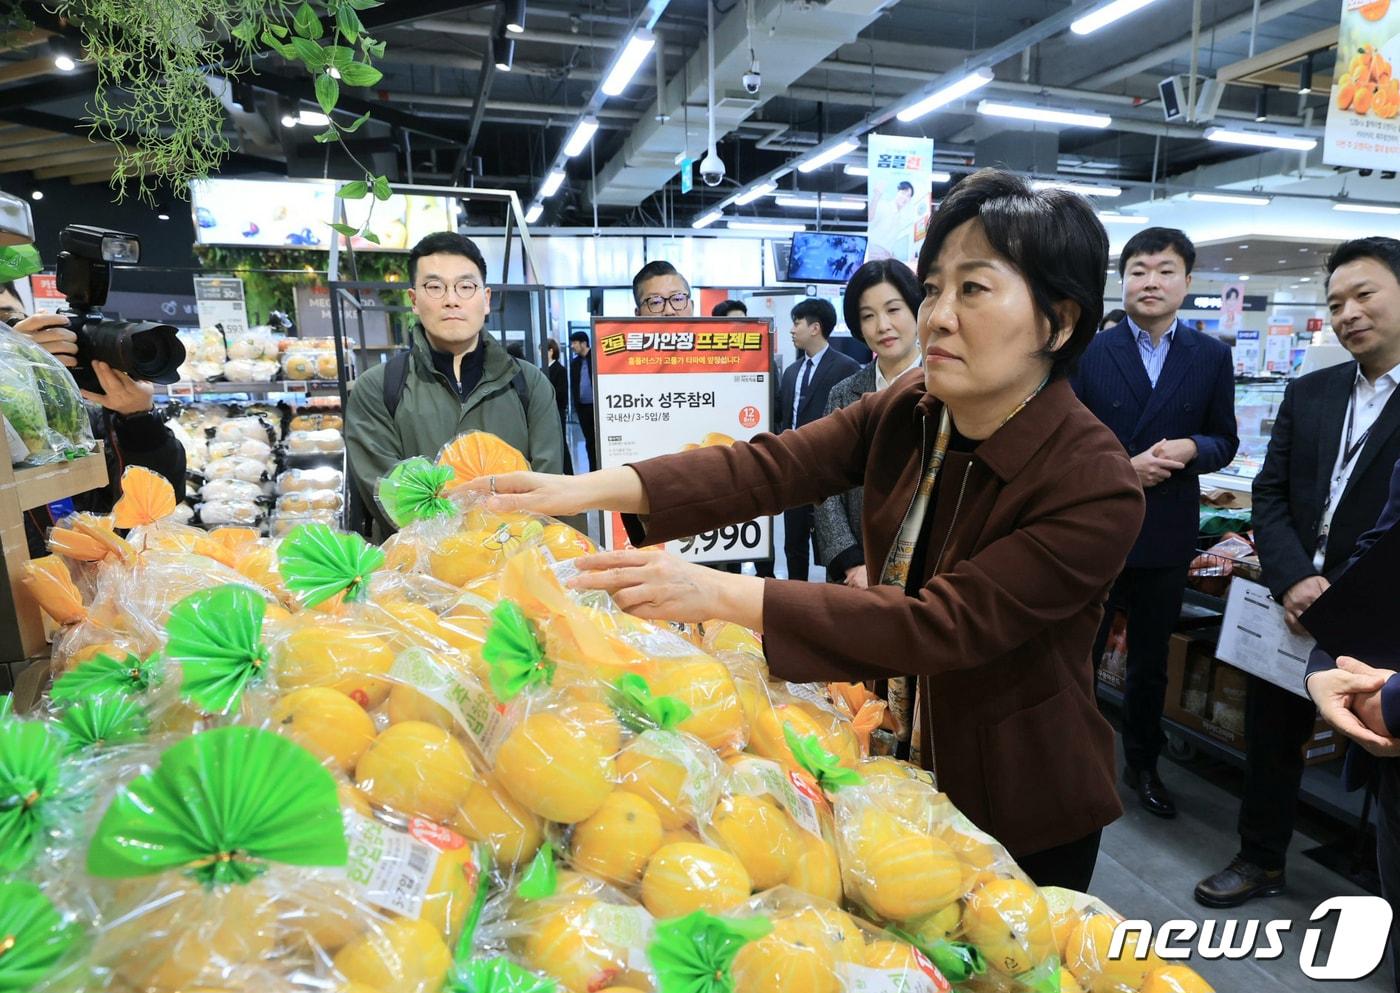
437;431;529;485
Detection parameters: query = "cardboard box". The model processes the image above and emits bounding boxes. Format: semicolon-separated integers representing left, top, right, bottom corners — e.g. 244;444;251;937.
1163;633;1340;765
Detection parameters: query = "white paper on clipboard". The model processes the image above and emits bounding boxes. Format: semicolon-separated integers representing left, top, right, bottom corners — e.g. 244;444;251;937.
1216;578;1316;699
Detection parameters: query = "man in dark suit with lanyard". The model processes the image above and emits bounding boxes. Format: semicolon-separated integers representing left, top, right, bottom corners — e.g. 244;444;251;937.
1196;236;1400;908
1073;227;1239;820
775;297;859;580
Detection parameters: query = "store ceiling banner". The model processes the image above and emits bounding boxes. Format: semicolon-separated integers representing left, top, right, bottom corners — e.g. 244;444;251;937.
865;133;934;270
1323;1;1400;170
591;317;775;565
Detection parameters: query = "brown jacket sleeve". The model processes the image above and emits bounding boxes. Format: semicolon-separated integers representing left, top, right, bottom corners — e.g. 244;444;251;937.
624;394;876;543
760;451;1141;683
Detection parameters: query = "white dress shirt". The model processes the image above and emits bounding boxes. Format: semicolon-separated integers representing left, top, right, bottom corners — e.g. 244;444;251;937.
1126;315;1177;388
1315;360;1400;569
792;344;830;425
874;352;921;392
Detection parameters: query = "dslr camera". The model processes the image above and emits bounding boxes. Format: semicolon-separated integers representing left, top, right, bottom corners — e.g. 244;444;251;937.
56;225;184;394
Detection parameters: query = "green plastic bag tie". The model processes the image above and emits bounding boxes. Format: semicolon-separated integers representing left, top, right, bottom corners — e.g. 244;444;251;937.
454;843;495;964
278;522;385;607
0;245;41;282
887;928;986;984
0;880;78;993
86;725;347;886
516;840;557;901
782;723;864;793
57;695;149;755
0;695;11;721
609;673;693;733
0;719;64;873
482;600;553;701
1017;955;1062;993
49;652;161;704
378;457;458;528
649;911;773;993
444;957;558;993
165;585;268;715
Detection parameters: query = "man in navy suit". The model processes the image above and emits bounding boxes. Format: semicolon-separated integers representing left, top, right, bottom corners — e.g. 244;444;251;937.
1194;237;1400;909
776;297;859;580
1072;227;1239;819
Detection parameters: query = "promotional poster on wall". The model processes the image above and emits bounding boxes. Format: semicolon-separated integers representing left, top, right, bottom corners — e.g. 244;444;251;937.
1323;0;1399;169
865;133;934;269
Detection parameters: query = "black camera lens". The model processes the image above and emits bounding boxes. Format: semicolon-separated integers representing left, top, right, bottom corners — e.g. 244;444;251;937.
71;317;186;393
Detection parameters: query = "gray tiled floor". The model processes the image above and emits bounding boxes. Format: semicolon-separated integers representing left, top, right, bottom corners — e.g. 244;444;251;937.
1091;744;1394;992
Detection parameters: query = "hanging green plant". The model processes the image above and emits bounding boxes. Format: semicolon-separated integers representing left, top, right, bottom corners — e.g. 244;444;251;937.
0;719;65;873
482;600;553;702
0;881;80;993
377;457;458;529
56;695;149;755
87;725;347;885
278;522;384;608
41;0;389;218
49;652;161;704
164;584;269;716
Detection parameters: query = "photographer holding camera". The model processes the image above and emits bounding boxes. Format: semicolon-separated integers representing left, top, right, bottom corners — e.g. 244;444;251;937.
0;280;185;556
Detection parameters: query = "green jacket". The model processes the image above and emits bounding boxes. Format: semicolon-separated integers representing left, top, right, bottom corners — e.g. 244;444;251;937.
346;326;563;539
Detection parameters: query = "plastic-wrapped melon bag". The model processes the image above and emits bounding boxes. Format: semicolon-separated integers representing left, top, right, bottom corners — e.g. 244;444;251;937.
0;321;94;465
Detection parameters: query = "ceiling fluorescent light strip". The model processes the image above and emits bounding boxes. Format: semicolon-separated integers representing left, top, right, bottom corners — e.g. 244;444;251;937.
726;219;807;232
797;139;860;174
1188;192;1271;206
1097;212;1148;223
897;67;995;123
977;100;1111;128
1071;0;1166;36
1203;127;1317;152
1333;202;1400;215
563;118;599;157
735;182;777;205
539;169;566;198
692;209;723;228
1032;180;1123;197
601;30;656;96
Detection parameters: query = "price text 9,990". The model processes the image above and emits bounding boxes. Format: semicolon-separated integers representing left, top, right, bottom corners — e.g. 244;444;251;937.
679;522;762;555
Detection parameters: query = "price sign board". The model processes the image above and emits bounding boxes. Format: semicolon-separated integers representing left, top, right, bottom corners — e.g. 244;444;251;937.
592;317;774;565
193;276;249;337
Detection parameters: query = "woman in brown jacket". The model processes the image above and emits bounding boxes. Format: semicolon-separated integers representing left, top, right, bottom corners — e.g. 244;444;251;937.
480;169;1145;890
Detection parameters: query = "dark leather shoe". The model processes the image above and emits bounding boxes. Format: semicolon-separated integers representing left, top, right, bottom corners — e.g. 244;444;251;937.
1194;858;1286;908
1123;767;1177;818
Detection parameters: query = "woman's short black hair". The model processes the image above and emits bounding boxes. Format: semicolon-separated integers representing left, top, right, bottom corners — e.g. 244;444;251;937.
916;168;1107;380
546;337;561;362
842;260;922;342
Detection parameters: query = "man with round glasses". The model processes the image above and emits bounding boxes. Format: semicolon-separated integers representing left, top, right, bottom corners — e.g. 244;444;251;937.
346;231;564;538
632;260;695;318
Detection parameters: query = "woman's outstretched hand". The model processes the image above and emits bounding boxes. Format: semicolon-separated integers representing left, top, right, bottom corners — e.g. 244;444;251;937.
462;466;648;518
567;548;765;630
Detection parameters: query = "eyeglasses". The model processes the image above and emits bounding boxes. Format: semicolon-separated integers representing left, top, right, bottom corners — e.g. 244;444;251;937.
419;279;482;300
641;292;691;314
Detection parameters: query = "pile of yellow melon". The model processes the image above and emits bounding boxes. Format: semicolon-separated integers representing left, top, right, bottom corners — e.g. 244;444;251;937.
14;439;1219;993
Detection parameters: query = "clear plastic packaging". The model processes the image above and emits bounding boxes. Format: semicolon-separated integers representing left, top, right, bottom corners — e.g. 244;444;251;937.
205;455;270;483
285;428;345;455
209;437;274;463
290;412;344;433
222;358;280;383
277;490;344;514
278;466;345;493
197;500;264;526
215;416;276;445
201;477;266;503
0;322;95;465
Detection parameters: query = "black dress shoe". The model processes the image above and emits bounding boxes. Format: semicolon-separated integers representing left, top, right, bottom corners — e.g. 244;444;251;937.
1122;767;1177;819
1194;858;1286;908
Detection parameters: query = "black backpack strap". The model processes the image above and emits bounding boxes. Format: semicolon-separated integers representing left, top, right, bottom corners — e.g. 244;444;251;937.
382;349;412;418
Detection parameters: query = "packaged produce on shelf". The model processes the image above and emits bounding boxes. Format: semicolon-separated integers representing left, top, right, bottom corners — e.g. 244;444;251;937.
209;436;274;463
221;358;281;382
282;338;345;382
286;427;346;455
225;326;282;363
8;432;1220;993
290;411;344;432
205;454;271;484
0;322;95;465
278;465;345;493
277;489;344;514
175;327;227;382
215;415;278;446
201;477;266;503
197;499;264;527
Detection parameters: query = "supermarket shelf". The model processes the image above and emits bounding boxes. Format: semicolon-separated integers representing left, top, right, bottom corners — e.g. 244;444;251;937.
158;380;342;397
1097;682;1368;827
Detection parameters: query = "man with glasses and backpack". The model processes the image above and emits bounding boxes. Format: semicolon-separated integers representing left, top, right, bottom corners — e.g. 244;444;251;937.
346;231;563;539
